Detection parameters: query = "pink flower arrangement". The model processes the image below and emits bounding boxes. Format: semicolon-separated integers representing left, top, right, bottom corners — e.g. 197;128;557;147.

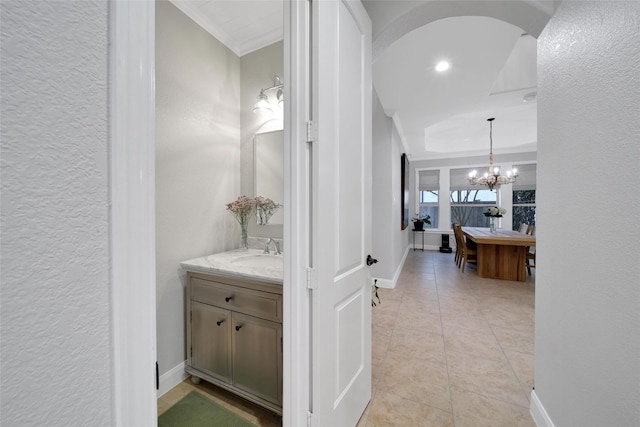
226;195;255;248
255;196;281;225
226;195;255;226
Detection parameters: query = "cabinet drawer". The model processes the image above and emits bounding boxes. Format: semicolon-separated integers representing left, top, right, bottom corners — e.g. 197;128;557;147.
191;277;282;322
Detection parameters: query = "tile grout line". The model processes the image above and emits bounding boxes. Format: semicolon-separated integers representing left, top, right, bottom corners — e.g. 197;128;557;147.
433;252;458;427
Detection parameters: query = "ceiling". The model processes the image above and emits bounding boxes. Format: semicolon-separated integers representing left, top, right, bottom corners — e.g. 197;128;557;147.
372;16;538;160
170;1;539;160
170;0;283;57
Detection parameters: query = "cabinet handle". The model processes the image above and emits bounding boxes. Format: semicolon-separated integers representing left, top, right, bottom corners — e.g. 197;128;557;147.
225;296;233;302
216;320;224;326
235;325;243;331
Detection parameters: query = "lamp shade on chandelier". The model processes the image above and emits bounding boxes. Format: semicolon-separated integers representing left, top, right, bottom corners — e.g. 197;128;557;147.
468;118;518;191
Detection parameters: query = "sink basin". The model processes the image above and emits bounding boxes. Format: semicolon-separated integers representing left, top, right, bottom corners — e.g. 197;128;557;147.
230;254;282;268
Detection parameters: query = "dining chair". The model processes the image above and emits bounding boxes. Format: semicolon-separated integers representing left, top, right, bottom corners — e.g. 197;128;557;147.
518;223;529;234
453;224;477;272
452;223;462;266
525;226;536;275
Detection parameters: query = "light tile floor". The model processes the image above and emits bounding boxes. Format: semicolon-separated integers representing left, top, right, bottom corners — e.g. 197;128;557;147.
158;250;535;427
359;250;536;427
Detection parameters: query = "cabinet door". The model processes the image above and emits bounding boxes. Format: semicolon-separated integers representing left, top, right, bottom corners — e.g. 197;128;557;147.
231;312;282;405
191;301;231;383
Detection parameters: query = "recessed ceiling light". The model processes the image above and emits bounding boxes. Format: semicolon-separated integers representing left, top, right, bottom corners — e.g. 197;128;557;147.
523;92;537;102
435;61;450;72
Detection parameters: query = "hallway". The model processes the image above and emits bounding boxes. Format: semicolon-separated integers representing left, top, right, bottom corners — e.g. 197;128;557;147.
359;250;535;426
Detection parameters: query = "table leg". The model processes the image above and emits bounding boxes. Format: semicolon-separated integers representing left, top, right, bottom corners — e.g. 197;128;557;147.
476;244;527;282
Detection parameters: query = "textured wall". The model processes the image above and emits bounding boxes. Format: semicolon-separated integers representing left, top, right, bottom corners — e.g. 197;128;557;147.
0;1;112;425
536;1;640;425
155;0;242;378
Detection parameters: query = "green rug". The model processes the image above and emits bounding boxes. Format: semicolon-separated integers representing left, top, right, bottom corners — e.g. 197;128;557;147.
159;391;256;427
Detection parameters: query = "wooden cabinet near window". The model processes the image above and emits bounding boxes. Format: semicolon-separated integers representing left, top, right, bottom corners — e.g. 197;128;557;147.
185;271;283;414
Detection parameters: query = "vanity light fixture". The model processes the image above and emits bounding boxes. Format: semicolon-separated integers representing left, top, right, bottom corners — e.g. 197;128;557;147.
253;89;272;113
253;75;284;113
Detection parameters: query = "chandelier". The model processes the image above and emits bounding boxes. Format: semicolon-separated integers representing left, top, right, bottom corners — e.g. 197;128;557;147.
468;118;518;191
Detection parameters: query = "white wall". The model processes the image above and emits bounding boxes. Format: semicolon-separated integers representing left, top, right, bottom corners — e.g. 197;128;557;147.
155;1;241;381
371;91;408;287
534;1;640;426
391;121;409;276
0;1;113;425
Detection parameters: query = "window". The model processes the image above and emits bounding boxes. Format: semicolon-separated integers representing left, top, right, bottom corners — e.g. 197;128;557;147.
512;164;536;230
450;189;496;227
449;167;498;227
419;190;438;228
418;170;439;228
513;190;536;229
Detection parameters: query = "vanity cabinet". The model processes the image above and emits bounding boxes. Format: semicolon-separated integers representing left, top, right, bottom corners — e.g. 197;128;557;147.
186;271;283;414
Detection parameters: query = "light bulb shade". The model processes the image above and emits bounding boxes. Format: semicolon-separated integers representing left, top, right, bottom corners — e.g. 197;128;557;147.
253;91;272;113
276;89;284;108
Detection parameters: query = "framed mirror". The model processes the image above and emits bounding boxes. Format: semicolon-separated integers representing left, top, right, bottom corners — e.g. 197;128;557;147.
254;130;284;225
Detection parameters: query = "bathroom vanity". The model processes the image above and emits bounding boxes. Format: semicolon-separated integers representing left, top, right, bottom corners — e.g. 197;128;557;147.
181;249;283;414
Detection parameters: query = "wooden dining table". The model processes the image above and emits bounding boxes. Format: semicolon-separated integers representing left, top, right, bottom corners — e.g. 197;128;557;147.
462;227;536;282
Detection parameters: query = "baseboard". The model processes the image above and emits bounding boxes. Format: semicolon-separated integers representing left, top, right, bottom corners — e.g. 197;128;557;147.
157;360;188;398
530;389;555;427
373;246;409;289
411;244;441;251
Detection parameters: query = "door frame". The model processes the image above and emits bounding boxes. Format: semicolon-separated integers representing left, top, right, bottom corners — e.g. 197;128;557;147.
109;1;157;425
109;0;309;425
283;0;313;426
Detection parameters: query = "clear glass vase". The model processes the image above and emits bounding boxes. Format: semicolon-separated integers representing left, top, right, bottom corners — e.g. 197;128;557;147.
490;216;497;232
240;221;249;249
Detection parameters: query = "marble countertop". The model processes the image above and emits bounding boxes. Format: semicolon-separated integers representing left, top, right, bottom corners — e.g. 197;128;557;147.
180;248;283;285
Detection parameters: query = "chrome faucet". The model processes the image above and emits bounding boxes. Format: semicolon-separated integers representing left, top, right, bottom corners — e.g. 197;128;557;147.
264;238;281;255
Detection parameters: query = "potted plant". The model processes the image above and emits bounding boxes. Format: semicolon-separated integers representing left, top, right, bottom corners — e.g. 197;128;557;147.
411;213;431;231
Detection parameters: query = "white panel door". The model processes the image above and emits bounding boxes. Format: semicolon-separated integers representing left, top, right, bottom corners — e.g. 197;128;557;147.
312;1;372;425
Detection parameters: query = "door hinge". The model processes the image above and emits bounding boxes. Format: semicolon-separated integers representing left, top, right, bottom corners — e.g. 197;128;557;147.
306;267;317;290
306;120;316;143
307;411;314;427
